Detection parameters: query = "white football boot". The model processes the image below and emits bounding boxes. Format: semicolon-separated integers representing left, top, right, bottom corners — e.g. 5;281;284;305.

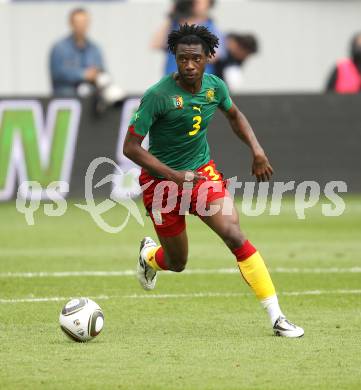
273;316;304;338
137;237;158;291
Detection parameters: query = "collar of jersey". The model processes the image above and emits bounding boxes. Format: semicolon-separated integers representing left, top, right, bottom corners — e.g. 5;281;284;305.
171;73;205;96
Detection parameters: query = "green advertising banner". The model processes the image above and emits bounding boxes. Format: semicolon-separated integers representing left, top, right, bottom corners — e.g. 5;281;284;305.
0;100;80;200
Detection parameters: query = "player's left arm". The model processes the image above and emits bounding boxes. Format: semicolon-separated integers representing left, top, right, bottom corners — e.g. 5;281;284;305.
222;103;274;182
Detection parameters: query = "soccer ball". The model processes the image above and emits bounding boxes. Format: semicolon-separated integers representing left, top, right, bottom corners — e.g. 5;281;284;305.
59;298;104;342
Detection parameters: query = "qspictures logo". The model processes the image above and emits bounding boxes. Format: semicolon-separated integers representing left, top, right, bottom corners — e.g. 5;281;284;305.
14;156;348;233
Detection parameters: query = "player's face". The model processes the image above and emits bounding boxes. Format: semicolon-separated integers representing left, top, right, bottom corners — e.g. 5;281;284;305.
176;44;207;85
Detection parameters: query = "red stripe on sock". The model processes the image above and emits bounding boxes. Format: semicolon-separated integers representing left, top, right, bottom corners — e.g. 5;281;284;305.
232;240;257;262
155;247;168;270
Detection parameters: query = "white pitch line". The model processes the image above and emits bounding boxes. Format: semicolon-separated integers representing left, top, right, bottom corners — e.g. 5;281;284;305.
125;292;246;299
272;267;361;273
1;289;361;304
0;270;137;278
124;289;361;299
1;267;361;278
0;249;112;257
0;297;69;303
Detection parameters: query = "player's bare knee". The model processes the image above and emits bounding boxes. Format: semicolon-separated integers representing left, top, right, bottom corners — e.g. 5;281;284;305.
222;224;245;249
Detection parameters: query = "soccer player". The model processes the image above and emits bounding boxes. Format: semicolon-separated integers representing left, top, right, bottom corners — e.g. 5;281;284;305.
123;24;304;337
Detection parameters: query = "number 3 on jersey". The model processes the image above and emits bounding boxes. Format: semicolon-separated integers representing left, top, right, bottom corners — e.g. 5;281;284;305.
189;106;202;136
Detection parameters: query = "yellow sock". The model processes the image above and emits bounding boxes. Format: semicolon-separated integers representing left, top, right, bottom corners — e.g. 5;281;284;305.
237;251;276;300
144;246;167;271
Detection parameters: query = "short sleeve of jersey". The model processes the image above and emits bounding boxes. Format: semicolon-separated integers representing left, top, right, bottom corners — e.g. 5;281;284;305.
217;78;233;112
129;90;164;137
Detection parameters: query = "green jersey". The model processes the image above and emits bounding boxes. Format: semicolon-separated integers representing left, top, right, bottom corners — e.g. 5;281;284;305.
129;73;232;177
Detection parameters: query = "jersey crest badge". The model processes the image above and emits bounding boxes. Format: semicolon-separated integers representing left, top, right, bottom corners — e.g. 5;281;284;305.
172;96;184;109
206;89;215;102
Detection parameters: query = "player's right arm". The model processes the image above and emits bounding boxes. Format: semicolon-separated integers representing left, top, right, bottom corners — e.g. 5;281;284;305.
123;91;205;185
123;133;206;185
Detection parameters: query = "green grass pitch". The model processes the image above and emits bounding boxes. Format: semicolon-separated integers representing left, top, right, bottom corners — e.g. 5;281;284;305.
0;197;360;389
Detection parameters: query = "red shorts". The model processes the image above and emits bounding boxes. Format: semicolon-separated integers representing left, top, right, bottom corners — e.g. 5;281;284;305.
139;160;229;237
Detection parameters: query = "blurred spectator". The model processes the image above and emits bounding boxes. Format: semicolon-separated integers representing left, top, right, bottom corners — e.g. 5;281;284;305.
151;0;225;75
214;33;258;93
326;32;361;93
50;8;105;97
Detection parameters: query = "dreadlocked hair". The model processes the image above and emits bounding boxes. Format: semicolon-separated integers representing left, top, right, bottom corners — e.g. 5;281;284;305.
167;23;219;57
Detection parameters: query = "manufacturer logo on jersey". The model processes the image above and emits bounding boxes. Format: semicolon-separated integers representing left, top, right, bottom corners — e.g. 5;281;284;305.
172;96;184;109
206;89;215;102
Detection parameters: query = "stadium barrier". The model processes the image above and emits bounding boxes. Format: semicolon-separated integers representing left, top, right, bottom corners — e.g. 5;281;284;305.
0;94;359;202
